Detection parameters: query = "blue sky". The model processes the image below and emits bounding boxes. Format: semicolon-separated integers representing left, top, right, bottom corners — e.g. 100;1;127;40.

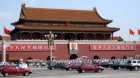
0;0;140;41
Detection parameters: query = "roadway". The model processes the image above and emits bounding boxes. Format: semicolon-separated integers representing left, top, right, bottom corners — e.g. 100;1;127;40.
0;68;140;78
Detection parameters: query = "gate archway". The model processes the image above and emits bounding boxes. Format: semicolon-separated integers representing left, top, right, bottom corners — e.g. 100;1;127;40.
111;56;116;59
93;55;100;59
69;54;78;60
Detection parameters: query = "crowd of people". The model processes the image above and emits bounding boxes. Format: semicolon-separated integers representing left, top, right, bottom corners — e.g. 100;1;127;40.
3;56;139;69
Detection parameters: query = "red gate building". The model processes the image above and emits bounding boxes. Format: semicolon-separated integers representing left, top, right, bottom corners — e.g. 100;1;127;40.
0;4;140;61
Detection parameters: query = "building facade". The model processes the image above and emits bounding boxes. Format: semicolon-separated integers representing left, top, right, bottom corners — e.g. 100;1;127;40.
0;5;140;61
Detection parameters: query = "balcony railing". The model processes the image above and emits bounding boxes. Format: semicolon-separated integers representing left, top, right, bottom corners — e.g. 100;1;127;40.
0;40;139;45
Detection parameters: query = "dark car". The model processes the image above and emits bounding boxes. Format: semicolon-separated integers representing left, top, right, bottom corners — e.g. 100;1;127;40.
0;65;32;77
77;64;104;73
47;62;67;70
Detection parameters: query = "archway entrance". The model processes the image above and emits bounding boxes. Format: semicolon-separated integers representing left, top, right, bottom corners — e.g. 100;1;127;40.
69;54;78;60
122;56;127;59
111;56;116;59
93;55;100;59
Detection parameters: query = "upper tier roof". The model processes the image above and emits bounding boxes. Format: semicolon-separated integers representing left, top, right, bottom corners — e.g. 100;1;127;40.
16;25;119;32
20;4;111;24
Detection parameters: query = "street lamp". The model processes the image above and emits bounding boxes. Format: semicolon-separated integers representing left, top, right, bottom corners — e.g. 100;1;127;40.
2;35;10;64
48;31;54;63
2;39;6;64
45;31;55;69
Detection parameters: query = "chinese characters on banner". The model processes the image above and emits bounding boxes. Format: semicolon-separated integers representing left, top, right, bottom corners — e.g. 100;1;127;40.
0;44;137;52
90;44;137;51
0;44;56;52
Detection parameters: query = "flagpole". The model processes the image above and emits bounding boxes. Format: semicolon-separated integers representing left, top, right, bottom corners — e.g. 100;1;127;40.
2;26;11;64
129;30;131;42
2;38;6;64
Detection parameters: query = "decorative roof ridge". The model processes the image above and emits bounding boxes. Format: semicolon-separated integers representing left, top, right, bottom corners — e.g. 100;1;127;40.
17;5;112;24
93;7;112;24
21;3;26;8
20;4;26;19
23;6;98;13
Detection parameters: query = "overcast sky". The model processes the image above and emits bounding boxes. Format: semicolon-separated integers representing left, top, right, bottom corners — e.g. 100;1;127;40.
0;0;140;41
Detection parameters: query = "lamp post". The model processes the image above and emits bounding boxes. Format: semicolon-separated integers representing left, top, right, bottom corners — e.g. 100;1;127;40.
1;25;11;64
48;31;54;61
2;35;10;64
2;39;6;64
47;31;55;69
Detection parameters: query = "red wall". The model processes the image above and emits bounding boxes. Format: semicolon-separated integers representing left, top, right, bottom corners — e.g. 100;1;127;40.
1;44;140;61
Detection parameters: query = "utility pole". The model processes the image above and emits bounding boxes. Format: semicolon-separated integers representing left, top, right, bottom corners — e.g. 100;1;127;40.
2;39;6;64
48;31;54;69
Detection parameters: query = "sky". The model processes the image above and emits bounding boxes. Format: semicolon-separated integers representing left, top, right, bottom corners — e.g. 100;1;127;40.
0;0;140;41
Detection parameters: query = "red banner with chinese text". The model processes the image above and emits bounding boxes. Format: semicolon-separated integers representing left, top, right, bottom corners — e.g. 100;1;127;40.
90;44;137;51
0;44;56;52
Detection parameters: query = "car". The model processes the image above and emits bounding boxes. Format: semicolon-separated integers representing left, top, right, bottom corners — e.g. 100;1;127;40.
0;65;32;77
65;62;81;71
77;64;104;73
47;62;67;70
123;59;140;71
0;62;10;72
109;59;140;71
0;65;9;72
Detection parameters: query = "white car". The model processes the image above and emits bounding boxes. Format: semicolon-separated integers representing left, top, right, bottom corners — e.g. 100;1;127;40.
130;60;140;66
128;59;140;70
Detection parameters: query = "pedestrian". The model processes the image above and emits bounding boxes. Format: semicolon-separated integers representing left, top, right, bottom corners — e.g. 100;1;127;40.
17;59;28;68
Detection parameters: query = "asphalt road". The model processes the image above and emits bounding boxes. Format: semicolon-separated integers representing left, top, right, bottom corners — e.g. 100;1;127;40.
1;68;140;78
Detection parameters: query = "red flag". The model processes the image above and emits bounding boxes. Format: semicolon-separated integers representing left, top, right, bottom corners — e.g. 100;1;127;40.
4;27;10;34
138;29;140;35
129;29;135;35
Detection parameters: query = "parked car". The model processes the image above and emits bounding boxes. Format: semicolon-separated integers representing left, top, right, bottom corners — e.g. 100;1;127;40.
0;62;10;72
65;62;81;71
77;64;104;73
99;61;110;68
0;65;32;77
0;65;8;72
47;62;67;70
124;59;140;71
108;59;140;71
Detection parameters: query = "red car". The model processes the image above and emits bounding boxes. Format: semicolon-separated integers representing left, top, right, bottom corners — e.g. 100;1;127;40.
77;64;104;73
65;63;81;71
0;65;32;77
0;65;8;72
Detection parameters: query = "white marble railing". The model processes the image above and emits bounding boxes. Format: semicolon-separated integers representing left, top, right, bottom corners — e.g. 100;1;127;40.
0;40;140;44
